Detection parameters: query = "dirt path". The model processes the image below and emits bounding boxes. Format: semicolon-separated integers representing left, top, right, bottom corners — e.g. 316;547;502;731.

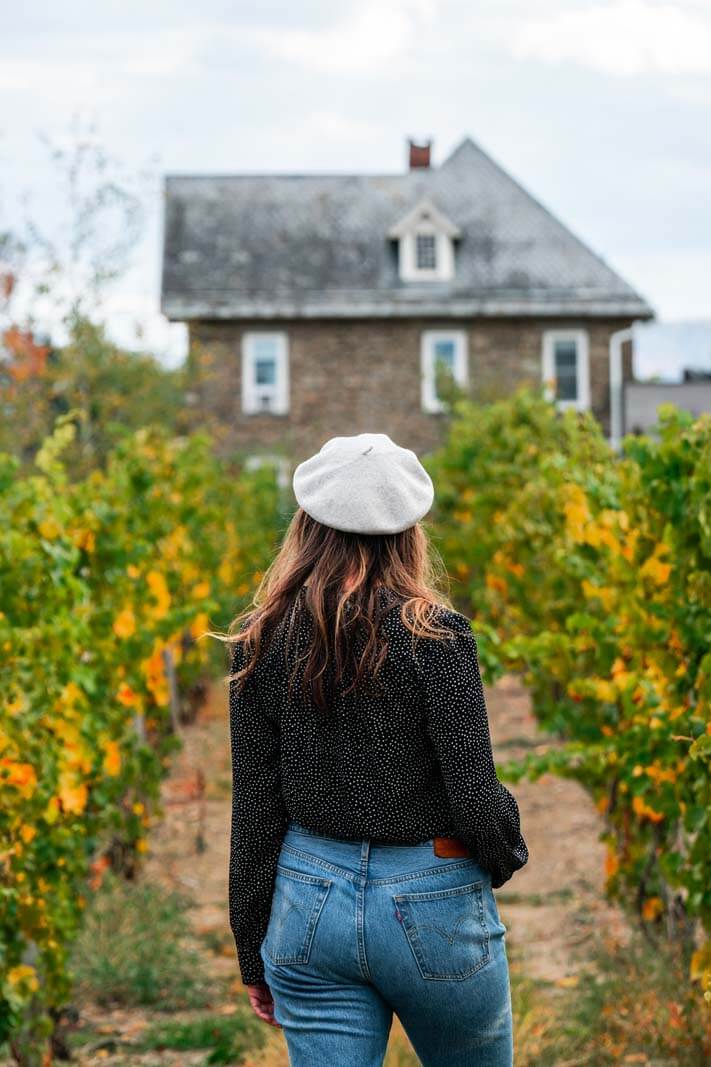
488;676;629;985
69;671;629;1065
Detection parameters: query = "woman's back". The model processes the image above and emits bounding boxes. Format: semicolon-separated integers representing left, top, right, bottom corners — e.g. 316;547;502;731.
228;584;528;989
220;431;528;1064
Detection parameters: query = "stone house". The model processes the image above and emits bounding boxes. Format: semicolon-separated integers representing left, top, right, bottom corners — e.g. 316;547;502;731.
161;137;654;472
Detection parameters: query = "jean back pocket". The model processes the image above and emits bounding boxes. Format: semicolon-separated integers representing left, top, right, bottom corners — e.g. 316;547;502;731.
264;865;333;966
393;879;490;980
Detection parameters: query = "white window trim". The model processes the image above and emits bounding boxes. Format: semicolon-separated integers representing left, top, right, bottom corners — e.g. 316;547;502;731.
541;329;590;412
399;227;455;282
421;330;468;413
241;332;289;415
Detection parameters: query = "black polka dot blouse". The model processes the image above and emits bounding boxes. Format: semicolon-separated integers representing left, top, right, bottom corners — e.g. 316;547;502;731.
228;586;529;986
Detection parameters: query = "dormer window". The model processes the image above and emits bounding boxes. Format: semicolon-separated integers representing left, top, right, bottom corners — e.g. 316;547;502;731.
387;198;460;283
416;233;437;271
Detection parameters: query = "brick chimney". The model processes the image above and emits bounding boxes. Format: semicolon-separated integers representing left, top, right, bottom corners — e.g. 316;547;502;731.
408;139;432;170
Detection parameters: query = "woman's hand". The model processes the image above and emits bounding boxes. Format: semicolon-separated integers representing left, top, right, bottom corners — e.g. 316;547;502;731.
246;981;281;1027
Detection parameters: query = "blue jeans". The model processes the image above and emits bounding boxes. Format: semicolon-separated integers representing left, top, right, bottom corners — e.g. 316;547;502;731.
260;819;513;1066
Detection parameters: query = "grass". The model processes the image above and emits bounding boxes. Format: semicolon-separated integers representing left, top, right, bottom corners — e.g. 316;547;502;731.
65;1011;265;1066
70;871;212;1011
138;1012;266;1065
554;928;711;1065
505;925;711;1066
496;886;575;907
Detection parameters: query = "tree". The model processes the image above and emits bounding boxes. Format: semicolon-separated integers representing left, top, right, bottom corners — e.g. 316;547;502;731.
0;120;189;474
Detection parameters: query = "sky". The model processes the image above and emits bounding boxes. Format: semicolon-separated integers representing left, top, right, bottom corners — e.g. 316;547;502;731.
1;0;710;379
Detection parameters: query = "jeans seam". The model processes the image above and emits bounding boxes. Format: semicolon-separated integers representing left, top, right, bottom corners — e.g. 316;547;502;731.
280;843;485;887
281;842;357;881
369;858;484;886
356;840;371;980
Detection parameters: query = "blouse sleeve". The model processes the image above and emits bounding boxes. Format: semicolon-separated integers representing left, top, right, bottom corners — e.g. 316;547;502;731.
415;610;529;888
228;635;288;985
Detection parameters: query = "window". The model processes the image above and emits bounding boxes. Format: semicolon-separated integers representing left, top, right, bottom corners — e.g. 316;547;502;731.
242;333;289;415
387;198;460;283
541;330;590;411
421;331;468;412
416;233;437;271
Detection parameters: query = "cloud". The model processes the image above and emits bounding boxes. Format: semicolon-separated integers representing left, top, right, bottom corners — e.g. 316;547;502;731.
505;1;711;76
0;27;207;101
614;248;711;320
243;0;438;73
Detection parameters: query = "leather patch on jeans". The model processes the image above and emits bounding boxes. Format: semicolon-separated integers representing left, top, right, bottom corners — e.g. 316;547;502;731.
433;836;471;858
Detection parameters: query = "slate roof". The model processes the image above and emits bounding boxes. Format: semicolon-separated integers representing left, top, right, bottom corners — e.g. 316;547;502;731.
161;138;653;321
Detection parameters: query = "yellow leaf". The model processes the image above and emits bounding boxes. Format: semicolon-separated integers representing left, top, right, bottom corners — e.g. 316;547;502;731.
116;682;139;708
7;965;39;992
485;573;508;595
620;528;640;562
102;739;121;777
640;553;671;585
38;517;61;540
645;762;676;784
190;613;209;642
690;942;711;982
642;896;664;921
146;570;171;620
6;693;26;716
218;559;234;585
554;975;580;988
72;527;95;552
581;580;616;611
591;679;617;703
605;849;619;878
58;772;88;815
563;485;591;542
632;795;664;823
1;759;37;797
113;607;136;639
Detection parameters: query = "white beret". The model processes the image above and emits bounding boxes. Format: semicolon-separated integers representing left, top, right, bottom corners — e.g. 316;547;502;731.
292;432;434;535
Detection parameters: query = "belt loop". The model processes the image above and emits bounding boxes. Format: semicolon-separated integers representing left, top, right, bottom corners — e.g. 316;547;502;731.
360;838;370;881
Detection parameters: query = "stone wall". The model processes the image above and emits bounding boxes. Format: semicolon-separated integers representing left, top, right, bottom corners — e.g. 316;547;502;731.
187;317;636;465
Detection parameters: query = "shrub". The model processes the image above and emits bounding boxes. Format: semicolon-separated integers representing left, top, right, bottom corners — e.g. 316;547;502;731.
0;414;283;1058
427;388;711;1002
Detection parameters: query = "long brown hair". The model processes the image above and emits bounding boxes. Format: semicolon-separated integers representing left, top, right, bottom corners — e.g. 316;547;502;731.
210;507;458;714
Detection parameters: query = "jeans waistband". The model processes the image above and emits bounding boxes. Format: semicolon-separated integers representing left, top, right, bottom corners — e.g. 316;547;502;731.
286;818;435;848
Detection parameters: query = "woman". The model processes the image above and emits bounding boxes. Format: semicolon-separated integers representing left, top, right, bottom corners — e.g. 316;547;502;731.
221;432;528;1066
